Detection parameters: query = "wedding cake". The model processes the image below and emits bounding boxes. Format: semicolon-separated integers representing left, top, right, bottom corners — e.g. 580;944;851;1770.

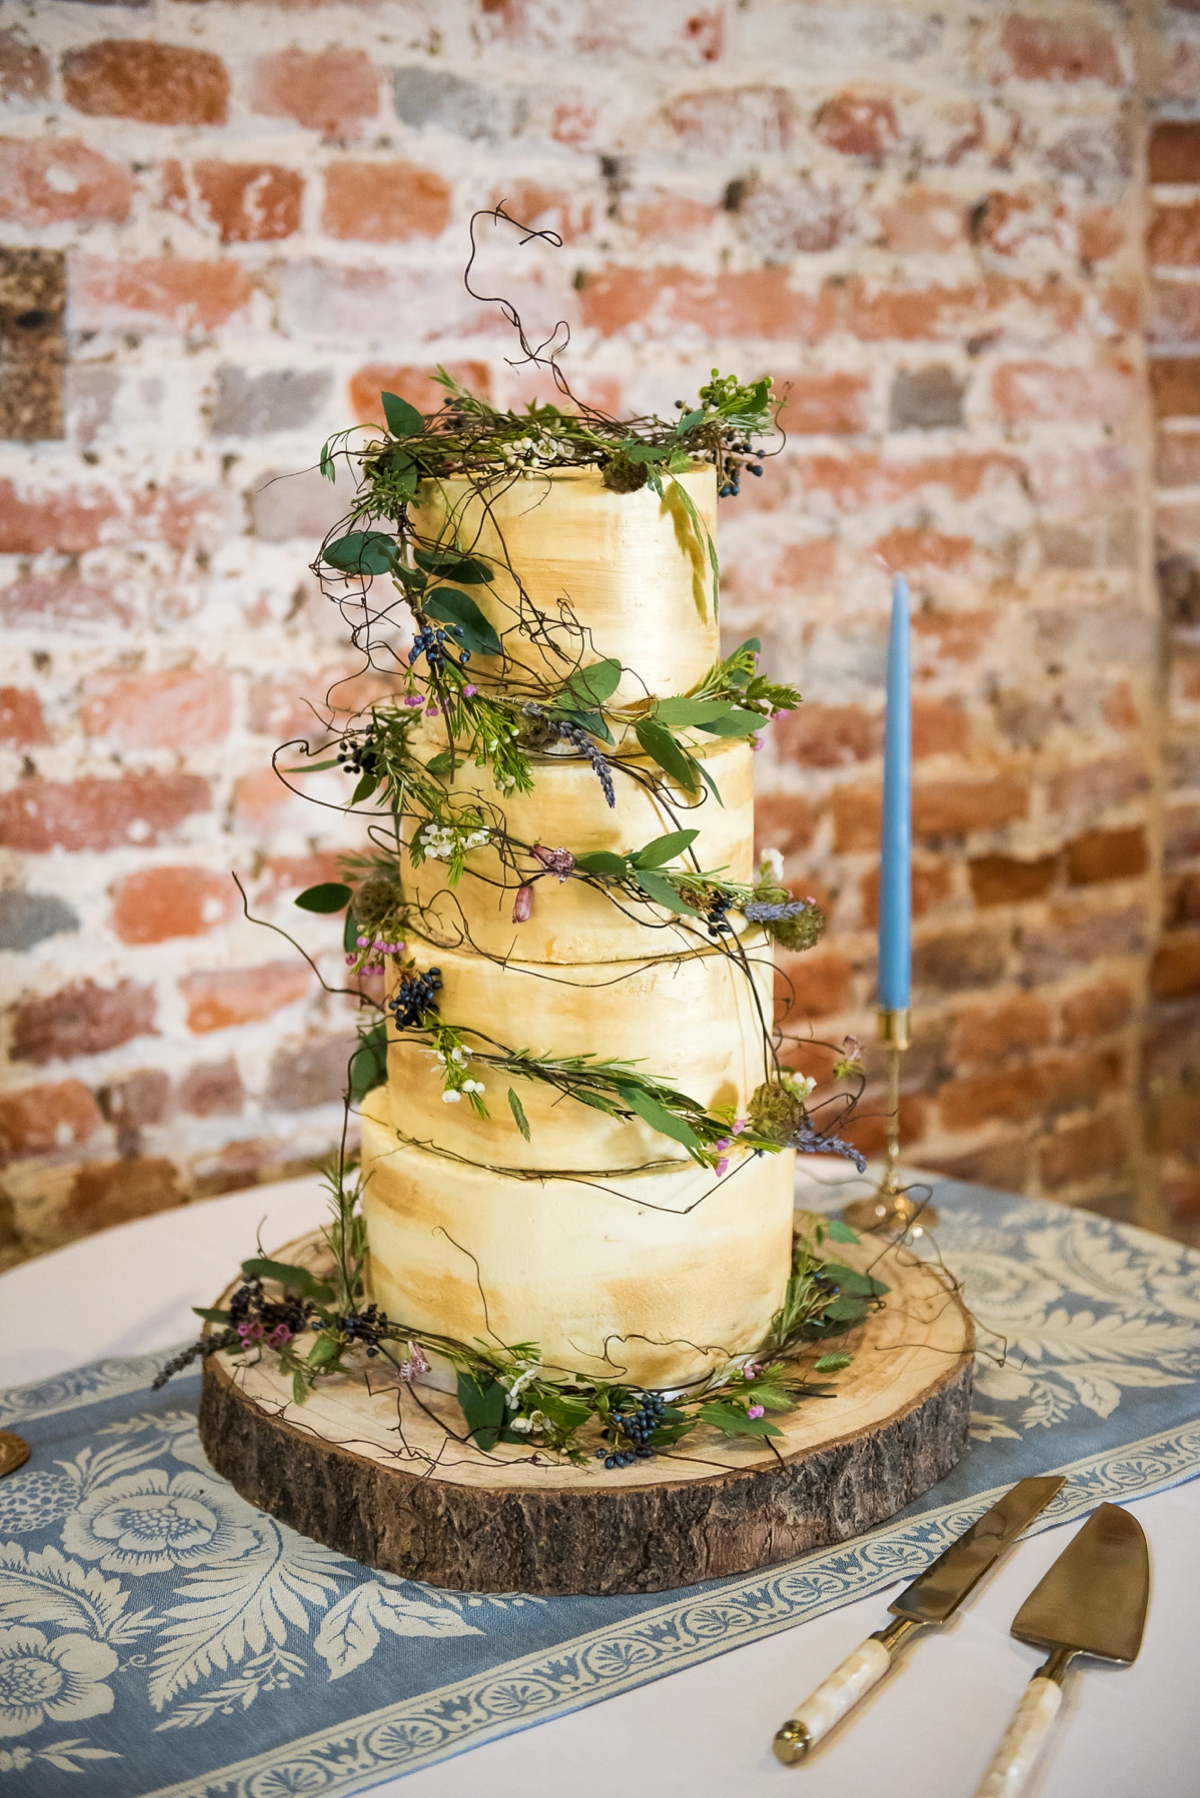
359;465;796;1390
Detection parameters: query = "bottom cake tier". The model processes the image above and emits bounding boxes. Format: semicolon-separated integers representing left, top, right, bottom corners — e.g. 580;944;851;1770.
360;1086;796;1390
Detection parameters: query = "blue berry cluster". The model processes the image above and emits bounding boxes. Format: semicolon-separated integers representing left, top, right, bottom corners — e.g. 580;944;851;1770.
388;967;442;1027
595;1391;668;1469
706;891;735;939
408;625;469;671
324;1303;387;1357
717;438;764;499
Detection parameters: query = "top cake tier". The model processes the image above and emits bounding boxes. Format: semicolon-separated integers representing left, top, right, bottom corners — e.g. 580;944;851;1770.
410;464;719;704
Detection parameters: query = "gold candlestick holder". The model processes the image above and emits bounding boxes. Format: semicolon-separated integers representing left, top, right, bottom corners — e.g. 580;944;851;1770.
842;1008;938;1234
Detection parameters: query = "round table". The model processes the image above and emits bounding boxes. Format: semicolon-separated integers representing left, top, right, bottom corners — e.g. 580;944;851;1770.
2;1177;1196;1797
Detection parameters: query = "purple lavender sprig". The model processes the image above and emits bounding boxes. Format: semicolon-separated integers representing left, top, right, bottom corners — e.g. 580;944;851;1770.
743;899;809;922
555;719;616;808
791;1127;868;1175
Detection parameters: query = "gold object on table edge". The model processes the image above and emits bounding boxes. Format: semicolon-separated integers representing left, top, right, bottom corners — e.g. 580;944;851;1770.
0;1431;30;1477
842;1007;938;1234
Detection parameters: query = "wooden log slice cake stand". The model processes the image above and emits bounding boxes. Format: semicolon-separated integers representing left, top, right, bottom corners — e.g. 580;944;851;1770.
199;1229;974;1597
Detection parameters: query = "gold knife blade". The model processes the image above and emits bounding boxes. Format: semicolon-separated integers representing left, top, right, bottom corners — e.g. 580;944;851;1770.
773;1475;1064;1766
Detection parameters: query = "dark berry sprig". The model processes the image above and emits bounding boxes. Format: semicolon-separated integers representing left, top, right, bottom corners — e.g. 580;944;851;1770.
595;1390;668;1469
388;967;443;1028
706;891;735;939
338;729;378;778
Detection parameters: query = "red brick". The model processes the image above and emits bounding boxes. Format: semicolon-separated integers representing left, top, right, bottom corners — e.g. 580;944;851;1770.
860;860;952;928
997;15;1121;86
973;190;1066;259
832;786;881;853
252;48;377;135
1150;360;1200;418
969;855;1058;907
754;793;817;859
347;361;492;425
72;257;255;335
11;978;156;1065
0;1081;104;1164
940;1048;1120;1130
775;703;878;768
912;696;968;758
0;482;118;555
914;777;1029;840
1163;1173;1200;1224
68;1158;183;1238
179;1058;243;1117
0;688;49;748
841;1093;927;1160
1150;933;1200;1001
912;609;997;666
955;994;1052;1063
100;1068;169;1131
189;161;302;244
1166;873;1200;929
0;482;228;558
874;526;973;572
1039;1112;1127;1192
1061;980;1133;1043
579;266;833;342
1077;206;1125;265
1066;826;1149;886
666;87;793;154
1149;205;1200;268
912;928;1007;994
265;1034;358;1110
766;539;838;588
62;40;228;127
0;139;131;228
992;361;1137;426
623;191;717;244
111;867;236;946
849;280;984;342
490;180;594;246
777;372;868;435
1165;803;1200;867
1021;905;1146;981
775;950;854;1022
255;853;344;906
1149;282;1200;351
814;90;899;160
1046;756;1150;819
189;1136;280;1198
180;961;310;1034
1149;122;1200;183
1157;434;1200;489
81;668;232;752
322;162;451;243
0;28;49;102
1149;1088;1200;1158
877;189;965;254
0;773;210;853
231;766;306;831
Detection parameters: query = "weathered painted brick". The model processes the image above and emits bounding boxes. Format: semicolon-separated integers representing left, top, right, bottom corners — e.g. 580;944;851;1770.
0;774;211;853
179;962;311;1034
321;163;452;243
0;139;132;228
11;979;156;1065
81;669;233;751
252;48;378;135
62;40;229;127
111;867;237;946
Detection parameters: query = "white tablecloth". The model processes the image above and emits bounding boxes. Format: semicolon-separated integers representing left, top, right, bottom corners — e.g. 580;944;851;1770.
1;1177;1196;1797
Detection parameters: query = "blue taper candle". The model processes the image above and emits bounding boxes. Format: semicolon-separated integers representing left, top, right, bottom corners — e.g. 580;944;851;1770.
877;575;911;1012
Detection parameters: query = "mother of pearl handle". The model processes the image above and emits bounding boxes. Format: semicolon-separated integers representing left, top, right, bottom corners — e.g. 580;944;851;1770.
772;1636;892;1764
973;1676;1064;1798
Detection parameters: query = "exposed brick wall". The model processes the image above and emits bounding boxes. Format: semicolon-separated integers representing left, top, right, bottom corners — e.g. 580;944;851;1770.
0;0;1191;1264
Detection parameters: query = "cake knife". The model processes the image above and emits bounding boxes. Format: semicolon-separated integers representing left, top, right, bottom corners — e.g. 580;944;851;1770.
771;1474;1065;1765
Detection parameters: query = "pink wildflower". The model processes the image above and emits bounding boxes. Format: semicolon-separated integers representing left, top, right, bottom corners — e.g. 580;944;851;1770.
747;1404;765;1420
512;883;534;923
398;1341;431;1383
267;1324;292;1349
715;1137;731;1151
731;1118;747;1135
531;844;575;882
463;684;477;698
404;693;423;708
715;1156;729;1176
425;704;439;717
237;1320;264;1345
750;735;763;752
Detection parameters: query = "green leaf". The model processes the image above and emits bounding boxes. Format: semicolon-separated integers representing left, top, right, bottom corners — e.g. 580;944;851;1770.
456;1371;507;1451
623;441;672;464
307;1331;341;1369
559;658;622;709
423;587;502;658
814;1352;853;1373
675;407;706;434
192;1306;231;1324
507;1087;531;1141
631;868;700;915
535;1390;591;1430
695;757;724;809
822;1263;890;1298
623;1085;702;1151
571;1088;620;1115
737;636;762;656
823;1296;869;1326
349;769;379;806
414;546;495;584
573;850;630;877
349;1022;388;1104
823;1219;860;1243
556;707;613;745
631;828;698;869
391;562;427;592
241;1257;334;1304
294;882;352;914
292;1370;309;1405
696;1404;783;1438
424;750;455;778
652;698;734;728
323;531;397;576
381;391;424;438
696;708;765;737
634;719;699;793
343;907;359;954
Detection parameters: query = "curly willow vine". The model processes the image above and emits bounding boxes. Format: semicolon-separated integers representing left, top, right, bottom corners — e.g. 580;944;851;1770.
159;207;881;1468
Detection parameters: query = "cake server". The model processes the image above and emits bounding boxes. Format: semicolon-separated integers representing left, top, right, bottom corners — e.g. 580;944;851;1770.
971;1501;1149;1798
771;1474;1064;1766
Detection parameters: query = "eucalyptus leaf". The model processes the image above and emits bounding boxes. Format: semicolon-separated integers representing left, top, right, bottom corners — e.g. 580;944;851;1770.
192;1306;231;1324
573;850;630;877
695;758;724;809
623;1085;702;1151
823;1219;860;1244
652;698;734;728
414;546;495;584
634;719;699;793
294;882;352;914
323;531;397;576
349;769;379;806
823;1296;869;1326
555;707;613;745
676;408;706;434
349;1023;388;1104
559;658;622;709
381;391;424;439
392;562;427;592
571;1088;620;1115
423;588;502;658
631;869;700;915
696;1404;783;1439
307;1331;341;1370
696;708;765;738
241;1257;333;1304
630;828;698;868
456;1371;507;1452
343;908;359;955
